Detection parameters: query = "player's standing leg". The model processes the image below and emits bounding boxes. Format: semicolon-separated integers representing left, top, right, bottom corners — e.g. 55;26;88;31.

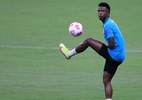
103;71;113;100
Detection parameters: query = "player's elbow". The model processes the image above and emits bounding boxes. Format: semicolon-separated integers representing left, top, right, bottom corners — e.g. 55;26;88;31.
108;43;115;49
108;37;115;49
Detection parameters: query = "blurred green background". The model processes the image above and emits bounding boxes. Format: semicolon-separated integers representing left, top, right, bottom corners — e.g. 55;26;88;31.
0;0;141;100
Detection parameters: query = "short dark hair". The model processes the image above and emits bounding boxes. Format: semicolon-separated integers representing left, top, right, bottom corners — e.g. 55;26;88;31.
98;2;110;11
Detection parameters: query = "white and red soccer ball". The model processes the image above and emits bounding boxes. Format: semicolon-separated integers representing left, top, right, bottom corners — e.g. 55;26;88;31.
68;22;83;37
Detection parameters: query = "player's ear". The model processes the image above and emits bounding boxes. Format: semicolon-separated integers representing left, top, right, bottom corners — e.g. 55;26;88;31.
106;9;110;15
107;11;110;16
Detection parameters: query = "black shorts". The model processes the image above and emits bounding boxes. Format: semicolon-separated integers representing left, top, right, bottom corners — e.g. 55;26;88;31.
99;44;122;76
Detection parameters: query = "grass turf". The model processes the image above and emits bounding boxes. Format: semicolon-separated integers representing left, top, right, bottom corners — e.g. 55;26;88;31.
0;0;142;100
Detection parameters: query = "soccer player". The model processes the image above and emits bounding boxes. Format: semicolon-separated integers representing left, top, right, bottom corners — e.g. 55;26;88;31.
59;2;125;100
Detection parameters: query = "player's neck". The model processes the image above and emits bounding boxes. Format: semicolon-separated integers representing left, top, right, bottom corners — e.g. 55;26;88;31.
102;16;109;24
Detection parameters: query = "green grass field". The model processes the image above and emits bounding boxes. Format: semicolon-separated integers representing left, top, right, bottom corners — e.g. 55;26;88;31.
0;0;142;100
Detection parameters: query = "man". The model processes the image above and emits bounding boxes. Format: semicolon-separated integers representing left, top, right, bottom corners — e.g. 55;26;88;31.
59;2;125;100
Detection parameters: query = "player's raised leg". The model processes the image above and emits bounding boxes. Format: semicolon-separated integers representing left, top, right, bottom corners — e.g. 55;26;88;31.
59;38;103;59
75;38;103;53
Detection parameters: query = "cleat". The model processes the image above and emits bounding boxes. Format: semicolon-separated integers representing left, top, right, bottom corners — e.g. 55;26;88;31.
59;43;70;59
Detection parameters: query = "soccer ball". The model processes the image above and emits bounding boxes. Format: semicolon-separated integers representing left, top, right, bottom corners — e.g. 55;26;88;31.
68;22;83;37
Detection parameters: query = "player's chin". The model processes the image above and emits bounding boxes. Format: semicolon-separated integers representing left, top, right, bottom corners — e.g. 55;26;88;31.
99;17;106;22
99;17;102;21
98;16;103;20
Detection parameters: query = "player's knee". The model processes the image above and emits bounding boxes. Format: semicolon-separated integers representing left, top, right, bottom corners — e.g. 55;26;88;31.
84;38;93;44
103;77;109;85
103;72;112;85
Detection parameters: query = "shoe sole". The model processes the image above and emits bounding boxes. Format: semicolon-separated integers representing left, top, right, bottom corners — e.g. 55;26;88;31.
59;47;70;59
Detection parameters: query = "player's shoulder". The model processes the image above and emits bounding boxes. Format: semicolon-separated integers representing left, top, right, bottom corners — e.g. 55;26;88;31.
104;18;117;28
104;19;113;28
106;18;115;24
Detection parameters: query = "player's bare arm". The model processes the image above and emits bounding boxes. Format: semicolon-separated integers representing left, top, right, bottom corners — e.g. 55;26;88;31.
107;37;115;49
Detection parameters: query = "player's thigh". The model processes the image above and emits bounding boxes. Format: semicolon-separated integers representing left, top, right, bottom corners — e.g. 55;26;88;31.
98;44;110;59
104;60;122;77
85;38;103;52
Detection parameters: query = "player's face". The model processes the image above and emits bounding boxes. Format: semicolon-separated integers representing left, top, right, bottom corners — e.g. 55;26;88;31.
98;6;109;22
